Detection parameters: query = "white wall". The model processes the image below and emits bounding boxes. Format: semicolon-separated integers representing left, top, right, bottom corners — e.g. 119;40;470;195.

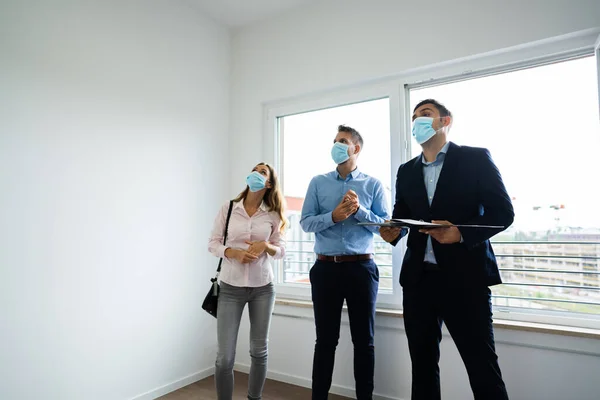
0;1;229;399
230;0;600;189
230;0;600;399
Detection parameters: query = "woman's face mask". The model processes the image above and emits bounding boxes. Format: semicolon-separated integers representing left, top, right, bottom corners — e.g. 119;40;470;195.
246;171;267;192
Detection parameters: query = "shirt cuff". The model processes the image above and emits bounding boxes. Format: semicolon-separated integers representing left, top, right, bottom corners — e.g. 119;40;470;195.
353;205;368;222
218;244;229;258
272;246;282;259
460;235;464;243
325;211;336;227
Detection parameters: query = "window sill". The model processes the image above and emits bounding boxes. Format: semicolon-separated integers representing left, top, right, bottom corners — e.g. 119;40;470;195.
274;298;600;340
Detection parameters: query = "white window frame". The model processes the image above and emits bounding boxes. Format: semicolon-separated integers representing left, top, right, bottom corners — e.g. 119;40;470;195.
400;29;600;329
596;32;600;118
263;27;600;326
263;84;407;307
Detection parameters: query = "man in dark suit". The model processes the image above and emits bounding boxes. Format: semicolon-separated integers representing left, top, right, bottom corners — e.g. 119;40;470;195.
380;99;514;400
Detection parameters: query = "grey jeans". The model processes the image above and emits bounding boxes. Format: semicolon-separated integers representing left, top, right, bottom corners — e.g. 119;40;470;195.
215;281;275;400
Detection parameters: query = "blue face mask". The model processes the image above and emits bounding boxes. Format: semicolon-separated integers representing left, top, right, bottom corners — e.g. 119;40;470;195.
412;117;442;145
246;171;267;192
331;142;351;164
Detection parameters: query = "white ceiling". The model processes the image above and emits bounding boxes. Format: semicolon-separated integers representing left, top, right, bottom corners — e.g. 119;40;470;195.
191;0;318;28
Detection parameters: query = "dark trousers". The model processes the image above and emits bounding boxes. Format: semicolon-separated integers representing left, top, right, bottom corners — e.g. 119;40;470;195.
403;268;509;400
309;259;379;400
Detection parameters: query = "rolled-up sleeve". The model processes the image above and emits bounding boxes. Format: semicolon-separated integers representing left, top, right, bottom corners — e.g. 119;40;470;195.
269;215;287;260
208;203;229;259
353;179;390;234
300;177;335;233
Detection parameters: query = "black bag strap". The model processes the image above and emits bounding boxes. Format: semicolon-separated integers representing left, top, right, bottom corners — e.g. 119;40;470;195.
213;200;234;280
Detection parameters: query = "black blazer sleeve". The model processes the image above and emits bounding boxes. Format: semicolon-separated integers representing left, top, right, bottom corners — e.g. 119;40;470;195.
390;163;410;246
460;148;514;248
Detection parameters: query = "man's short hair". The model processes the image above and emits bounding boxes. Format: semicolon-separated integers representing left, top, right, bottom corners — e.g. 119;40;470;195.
413;99;452;118
338;124;364;148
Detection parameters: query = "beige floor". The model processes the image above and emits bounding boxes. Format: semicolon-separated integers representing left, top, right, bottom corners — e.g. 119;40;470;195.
157;371;350;400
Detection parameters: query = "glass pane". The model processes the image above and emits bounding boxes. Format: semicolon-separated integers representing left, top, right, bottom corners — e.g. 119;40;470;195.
596;34;600;118
278;98;393;291
410;56;600;316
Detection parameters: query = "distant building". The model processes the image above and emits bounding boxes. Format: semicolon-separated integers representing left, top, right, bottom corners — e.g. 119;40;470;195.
492;229;600;311
280;198;600;311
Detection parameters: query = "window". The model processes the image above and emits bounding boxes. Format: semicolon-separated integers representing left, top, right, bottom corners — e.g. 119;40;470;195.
275;98;394;296
408;55;600;324
265;29;600;327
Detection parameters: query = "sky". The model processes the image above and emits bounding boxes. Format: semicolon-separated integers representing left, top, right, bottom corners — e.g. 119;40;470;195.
282;98;392;204
281;56;600;232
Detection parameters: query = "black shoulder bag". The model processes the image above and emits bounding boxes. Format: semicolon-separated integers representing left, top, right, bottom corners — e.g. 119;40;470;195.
202;200;234;318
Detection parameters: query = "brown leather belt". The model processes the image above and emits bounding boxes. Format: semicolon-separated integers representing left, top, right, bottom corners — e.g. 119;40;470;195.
317;254;373;263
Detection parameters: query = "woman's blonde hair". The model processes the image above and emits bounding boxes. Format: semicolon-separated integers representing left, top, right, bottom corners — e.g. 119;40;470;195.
233;162;288;231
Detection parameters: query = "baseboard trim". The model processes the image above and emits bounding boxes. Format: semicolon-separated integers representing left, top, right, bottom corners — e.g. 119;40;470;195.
234;362;402;400
130;366;215;400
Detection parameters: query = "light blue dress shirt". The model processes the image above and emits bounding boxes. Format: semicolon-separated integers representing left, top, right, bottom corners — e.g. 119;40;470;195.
300;168;390;256
421;141;450;264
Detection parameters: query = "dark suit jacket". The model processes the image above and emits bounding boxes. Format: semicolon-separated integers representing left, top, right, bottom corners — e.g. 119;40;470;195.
392;142;514;289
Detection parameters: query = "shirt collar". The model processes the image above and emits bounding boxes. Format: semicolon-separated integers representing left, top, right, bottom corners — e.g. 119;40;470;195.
336;167;361;180
421;141;450;165
236;199;267;212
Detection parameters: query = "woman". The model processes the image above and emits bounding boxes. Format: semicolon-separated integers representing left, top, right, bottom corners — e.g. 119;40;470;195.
208;162;287;400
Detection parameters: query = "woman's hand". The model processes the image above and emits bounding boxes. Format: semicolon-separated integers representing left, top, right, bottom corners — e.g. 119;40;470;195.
225;248;259;264
245;240;269;256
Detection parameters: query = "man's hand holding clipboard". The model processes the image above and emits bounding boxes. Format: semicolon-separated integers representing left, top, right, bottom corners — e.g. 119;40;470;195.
377;219;461;244
365;218;505;244
379;223;403;243
419;220;461;244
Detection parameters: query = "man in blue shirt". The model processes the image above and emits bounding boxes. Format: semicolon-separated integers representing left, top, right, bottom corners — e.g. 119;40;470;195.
381;99;514;400
300;125;390;400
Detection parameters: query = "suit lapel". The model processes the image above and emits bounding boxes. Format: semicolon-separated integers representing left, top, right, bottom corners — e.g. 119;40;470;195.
410;155;430;213
430;142;460;211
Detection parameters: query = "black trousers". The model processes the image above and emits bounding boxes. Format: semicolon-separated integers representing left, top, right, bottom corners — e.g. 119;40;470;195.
309;259;379;400
403;267;509;400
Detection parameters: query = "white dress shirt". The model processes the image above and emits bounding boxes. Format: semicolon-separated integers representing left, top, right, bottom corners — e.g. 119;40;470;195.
208;200;286;287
